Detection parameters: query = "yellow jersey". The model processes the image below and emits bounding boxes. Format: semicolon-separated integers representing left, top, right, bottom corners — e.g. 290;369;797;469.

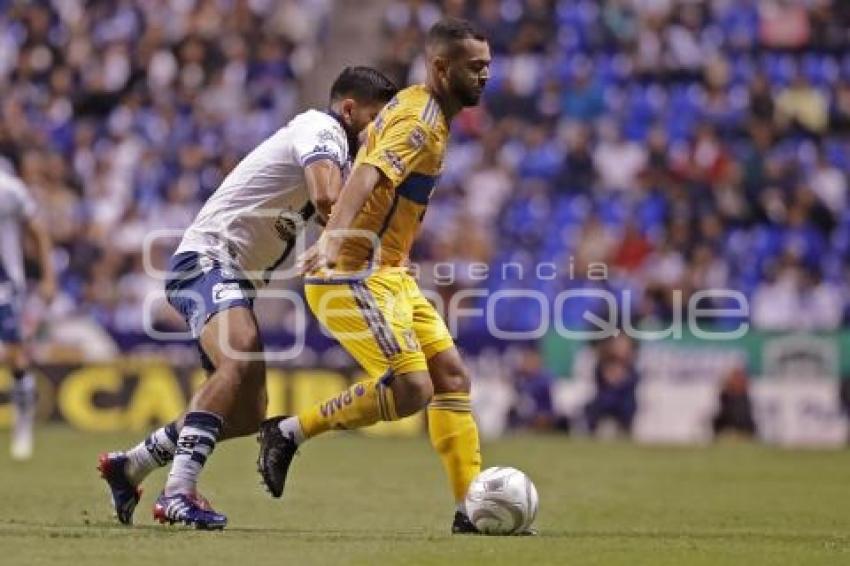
335;84;448;272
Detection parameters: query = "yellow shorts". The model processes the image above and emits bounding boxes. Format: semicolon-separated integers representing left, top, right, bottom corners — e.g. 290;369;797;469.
304;269;455;379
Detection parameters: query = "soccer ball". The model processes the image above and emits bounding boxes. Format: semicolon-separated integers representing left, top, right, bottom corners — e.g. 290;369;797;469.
464;467;539;535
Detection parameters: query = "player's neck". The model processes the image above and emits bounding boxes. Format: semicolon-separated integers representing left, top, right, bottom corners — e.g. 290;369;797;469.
425;84;460;123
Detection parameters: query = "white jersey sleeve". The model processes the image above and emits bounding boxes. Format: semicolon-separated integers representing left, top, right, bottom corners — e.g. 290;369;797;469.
291;114;348;169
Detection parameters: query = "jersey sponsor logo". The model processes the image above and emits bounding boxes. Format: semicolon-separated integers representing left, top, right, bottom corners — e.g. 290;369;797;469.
408;126;426;150
320;388;355;418
382;149;405;177
308;143;341;163
212;282;244;303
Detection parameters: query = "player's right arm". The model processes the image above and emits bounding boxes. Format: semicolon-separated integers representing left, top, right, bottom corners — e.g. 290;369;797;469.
297;163;382;273
23;215;56;303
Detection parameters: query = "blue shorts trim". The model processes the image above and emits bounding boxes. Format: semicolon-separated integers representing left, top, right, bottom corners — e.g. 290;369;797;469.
165;252;255;339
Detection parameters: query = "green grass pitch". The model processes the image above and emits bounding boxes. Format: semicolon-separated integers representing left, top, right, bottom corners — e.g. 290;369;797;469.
1;428;849;565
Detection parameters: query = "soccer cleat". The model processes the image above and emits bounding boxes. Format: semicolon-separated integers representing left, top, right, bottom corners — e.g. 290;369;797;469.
152;492;227;530
451;510;481;535
256;416;298;498
97;453;142;525
451;511;539;536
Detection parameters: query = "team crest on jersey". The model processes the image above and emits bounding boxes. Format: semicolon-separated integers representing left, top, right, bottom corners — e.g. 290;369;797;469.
401;329;420;352
382;149;405;176
408;126;426;150
274;210;301;243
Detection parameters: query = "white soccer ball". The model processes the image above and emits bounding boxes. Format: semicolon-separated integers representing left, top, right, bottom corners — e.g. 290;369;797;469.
464;466;539;535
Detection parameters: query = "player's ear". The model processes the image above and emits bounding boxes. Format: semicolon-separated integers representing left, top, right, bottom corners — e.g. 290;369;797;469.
433;56;449;80
340;98;356;124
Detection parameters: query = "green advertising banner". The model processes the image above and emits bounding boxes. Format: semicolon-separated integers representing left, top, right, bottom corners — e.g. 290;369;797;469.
542;330;850;379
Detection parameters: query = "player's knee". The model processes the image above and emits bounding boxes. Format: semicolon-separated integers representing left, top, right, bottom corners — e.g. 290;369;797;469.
218;327;264;379
217;348;265;386
432;361;471;394
391;371;433;418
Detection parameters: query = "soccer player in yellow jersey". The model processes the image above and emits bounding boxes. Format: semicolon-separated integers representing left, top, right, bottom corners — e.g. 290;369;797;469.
258;18;492;533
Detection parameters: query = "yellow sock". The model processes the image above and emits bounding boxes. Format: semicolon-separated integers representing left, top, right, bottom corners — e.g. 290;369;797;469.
298;377;398;439
427;393;482;503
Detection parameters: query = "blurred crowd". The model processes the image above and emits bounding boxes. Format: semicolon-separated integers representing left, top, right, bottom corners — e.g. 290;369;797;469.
2;0;850;362
0;0;330;348
384;0;850;334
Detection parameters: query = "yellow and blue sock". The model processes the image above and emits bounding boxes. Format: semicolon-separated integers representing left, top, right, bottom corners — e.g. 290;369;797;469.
288;376;398;442
427;393;482;505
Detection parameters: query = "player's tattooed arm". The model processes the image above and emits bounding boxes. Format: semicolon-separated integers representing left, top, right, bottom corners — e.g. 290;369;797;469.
296;164;380;274
303;158;343;224
23;215;56;303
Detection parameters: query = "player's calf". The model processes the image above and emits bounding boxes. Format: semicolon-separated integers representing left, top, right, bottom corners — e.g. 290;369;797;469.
388;370;433;417
257;369;432;498
427;347;482;518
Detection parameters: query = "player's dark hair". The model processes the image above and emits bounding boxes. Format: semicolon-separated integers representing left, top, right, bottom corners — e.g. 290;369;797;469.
330;66;397;104
427;17;488;51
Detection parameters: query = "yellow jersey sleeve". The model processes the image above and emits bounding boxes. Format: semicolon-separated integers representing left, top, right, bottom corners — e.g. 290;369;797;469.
359;112;435;189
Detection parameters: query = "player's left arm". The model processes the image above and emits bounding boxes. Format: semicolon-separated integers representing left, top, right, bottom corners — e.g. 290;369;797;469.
293;122;348;225
303;158;343;225
23;215;56;303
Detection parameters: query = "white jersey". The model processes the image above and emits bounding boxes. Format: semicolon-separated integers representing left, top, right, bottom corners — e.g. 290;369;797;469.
176;109;349;288
0;169;36;293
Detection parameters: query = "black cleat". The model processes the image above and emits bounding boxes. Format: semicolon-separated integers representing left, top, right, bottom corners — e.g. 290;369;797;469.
451;511;481;535
257;416;298;498
451;510;539;536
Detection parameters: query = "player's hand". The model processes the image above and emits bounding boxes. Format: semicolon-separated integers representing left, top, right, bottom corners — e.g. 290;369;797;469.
296;239;336;275
38;278;57;304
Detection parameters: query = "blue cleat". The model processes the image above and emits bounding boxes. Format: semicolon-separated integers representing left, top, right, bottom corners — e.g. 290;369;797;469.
153;492;227;530
97;452;142;525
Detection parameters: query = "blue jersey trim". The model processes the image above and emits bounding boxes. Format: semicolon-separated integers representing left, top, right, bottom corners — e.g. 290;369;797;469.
396;172;438;205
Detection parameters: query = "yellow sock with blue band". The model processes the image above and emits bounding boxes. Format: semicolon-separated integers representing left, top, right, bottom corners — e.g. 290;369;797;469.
298;376;399;439
427;392;482;503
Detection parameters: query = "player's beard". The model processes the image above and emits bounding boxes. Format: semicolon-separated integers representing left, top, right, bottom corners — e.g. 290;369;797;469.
450;77;484;107
341;124;361;157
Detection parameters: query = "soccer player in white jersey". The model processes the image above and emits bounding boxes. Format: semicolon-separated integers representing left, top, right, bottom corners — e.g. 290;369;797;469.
98;67;398;529
0;166;56;460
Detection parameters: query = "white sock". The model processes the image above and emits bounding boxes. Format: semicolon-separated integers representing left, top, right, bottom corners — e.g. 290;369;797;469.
124;422;179;485
164;412;222;496
11;371;36;438
277;416;305;445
